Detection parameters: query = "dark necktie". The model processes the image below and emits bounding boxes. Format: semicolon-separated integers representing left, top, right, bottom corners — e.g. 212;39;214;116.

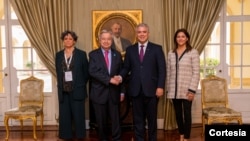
139;45;144;62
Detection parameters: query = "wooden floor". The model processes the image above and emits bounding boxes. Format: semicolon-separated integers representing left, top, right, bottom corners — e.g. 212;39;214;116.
0;125;205;141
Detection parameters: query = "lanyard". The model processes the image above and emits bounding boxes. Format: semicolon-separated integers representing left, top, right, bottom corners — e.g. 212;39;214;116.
64;53;73;70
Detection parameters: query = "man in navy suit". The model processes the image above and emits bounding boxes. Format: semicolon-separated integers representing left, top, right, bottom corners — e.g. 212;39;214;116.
88;29;124;141
119;23;166;141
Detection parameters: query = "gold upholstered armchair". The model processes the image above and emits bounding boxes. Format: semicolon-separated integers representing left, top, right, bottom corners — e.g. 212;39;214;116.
4;76;44;140
200;75;242;136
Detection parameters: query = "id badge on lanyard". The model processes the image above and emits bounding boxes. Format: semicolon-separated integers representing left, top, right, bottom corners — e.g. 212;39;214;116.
65;71;72;81
64;54;73;82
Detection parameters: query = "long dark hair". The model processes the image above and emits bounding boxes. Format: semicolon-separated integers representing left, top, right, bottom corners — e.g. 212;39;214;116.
173;28;192;52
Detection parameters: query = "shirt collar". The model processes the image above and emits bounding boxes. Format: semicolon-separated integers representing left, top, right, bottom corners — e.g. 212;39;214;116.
101;48;111;54
113;36;120;40
139;41;148;48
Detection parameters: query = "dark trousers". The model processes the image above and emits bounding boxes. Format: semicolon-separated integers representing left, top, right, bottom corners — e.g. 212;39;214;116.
131;90;158;141
93;99;121;141
172;99;192;139
59;92;86;139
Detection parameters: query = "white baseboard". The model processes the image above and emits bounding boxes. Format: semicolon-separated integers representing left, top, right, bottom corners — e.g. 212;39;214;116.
86;120;90;129
157;118;164;129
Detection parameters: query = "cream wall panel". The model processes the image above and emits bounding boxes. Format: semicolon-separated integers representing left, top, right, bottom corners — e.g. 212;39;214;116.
72;0;164;54
0;98;7;123
0;96;18;126
43;96;56;125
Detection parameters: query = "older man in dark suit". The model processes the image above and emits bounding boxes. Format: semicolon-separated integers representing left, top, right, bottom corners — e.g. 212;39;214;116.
119;23;166;141
88;29;124;141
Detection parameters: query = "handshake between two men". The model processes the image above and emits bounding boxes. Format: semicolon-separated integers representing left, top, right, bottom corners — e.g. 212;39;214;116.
110;75;122;85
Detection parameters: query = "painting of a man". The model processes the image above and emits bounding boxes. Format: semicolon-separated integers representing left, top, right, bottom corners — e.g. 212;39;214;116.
110;22;132;52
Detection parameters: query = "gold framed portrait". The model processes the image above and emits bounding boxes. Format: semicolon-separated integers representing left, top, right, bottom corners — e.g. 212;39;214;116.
92;10;142;55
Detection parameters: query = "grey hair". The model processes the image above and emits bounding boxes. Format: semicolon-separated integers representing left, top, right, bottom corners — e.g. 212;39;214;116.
136;23;150;32
98;29;113;40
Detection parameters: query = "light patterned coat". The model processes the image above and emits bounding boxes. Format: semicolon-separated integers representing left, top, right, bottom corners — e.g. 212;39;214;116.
167;48;200;99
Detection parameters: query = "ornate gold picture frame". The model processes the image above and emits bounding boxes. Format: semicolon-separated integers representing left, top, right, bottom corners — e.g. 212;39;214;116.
92;10;142;53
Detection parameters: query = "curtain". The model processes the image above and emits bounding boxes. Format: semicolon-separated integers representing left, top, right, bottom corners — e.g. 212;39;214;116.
162;0;225;130
10;0;73;77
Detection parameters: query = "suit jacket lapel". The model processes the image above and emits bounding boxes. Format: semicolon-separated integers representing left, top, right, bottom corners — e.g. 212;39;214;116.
110;49;116;74
110;49;118;75
132;43;141;63
143;42;151;60
134;42;151;63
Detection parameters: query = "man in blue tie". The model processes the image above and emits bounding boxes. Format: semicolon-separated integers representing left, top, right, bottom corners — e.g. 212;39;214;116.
88;29;124;141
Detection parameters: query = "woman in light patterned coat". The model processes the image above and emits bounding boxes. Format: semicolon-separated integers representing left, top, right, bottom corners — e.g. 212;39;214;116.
167;28;200;141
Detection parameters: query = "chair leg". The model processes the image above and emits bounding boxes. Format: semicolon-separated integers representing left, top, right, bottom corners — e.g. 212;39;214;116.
55;115;59;137
202;116;205;136
32;117;37;140
20;119;24;132
238;118;243;125
207;119;211;125
40;112;44;133
4;116;10;140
